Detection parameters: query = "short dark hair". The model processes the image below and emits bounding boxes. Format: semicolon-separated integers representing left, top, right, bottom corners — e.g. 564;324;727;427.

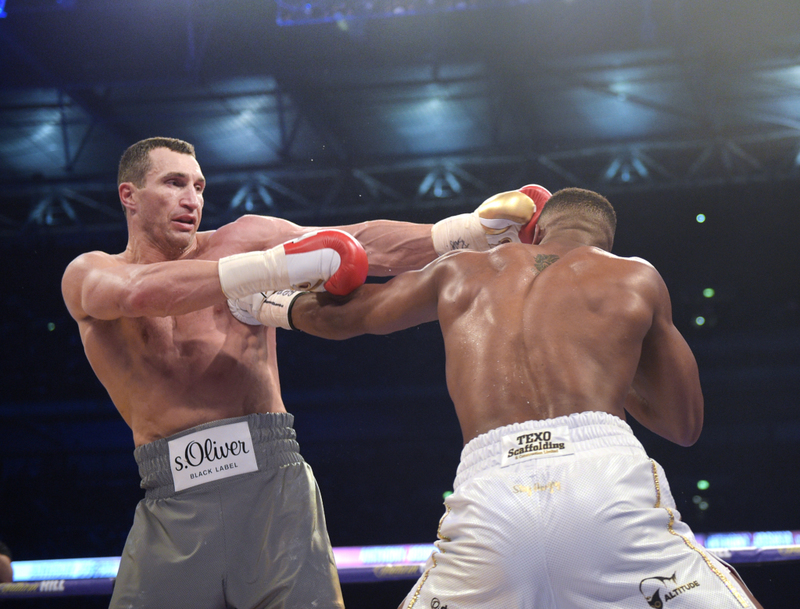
540;187;617;237
117;137;196;187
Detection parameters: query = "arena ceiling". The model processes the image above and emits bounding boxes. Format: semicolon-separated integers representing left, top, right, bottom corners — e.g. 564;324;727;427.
1;0;799;234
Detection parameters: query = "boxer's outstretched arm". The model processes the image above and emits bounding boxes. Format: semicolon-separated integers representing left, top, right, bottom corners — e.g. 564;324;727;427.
62;252;225;322
220;183;552;278
215;215;436;277
624;267;704;447
342;220;436;276
289;255;450;339
342;184;551;273
64;231;368;322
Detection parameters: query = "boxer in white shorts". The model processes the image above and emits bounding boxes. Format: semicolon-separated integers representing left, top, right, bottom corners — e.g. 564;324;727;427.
247;187;764;608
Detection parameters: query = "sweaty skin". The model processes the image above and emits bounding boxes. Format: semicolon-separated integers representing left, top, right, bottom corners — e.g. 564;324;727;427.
288;202;765;609
290;232;703;447
61;147;437;446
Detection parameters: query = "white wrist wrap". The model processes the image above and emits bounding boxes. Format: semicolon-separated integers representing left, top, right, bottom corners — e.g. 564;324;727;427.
219;245;343;299
227;290;305;330
431;213;489;255
218;247;289;300
254;290;304;331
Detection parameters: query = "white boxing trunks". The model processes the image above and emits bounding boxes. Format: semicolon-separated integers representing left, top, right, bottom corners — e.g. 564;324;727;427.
400;411;755;609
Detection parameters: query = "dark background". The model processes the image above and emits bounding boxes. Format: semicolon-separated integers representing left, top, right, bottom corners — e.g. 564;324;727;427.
1;0;798;606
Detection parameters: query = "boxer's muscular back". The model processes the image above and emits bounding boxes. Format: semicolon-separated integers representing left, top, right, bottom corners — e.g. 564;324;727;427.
437;243;660;444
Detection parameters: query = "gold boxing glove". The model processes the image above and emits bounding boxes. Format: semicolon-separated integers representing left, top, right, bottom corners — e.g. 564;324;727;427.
431;184;551;255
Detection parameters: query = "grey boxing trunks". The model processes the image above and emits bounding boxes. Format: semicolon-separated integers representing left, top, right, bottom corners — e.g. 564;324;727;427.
110;412;344;609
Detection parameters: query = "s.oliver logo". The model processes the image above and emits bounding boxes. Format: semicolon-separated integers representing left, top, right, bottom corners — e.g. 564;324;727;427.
173;438;250;470
168;421;258;491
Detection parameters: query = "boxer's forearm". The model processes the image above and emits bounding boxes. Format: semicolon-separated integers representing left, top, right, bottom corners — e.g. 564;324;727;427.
341;220;436;276
289;291;370;339
291;269;439;339
120;260;228;318
71;258;225;321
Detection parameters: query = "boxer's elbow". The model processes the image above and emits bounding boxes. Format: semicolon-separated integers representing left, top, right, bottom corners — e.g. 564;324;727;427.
626;386;704;447
677;394;704;447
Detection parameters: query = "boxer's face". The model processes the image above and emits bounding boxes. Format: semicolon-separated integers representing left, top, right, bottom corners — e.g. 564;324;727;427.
133;148;206;253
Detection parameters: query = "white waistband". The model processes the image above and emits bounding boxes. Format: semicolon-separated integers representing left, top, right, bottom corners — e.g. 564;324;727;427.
454;411;645;489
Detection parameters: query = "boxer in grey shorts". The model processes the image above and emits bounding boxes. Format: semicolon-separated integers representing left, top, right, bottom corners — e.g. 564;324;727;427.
109;413;343;609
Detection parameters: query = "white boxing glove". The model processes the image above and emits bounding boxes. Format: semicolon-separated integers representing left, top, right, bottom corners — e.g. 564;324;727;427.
227;292;265;326
227;290;306;330
431;185;552;255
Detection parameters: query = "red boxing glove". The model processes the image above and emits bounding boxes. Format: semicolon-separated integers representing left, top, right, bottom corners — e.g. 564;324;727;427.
219;229;368;300
517;184;552;244
283;229;369;295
